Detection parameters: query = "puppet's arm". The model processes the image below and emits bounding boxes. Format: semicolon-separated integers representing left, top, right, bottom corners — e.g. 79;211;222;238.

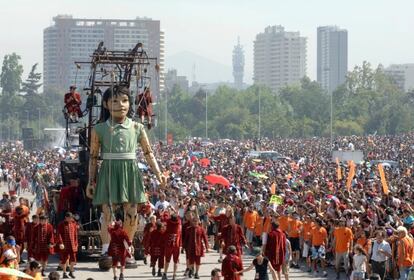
140;128;166;188
86;129;100;198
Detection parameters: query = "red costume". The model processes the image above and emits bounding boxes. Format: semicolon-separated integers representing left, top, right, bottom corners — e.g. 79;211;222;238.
182;220;192;260
221;223;247;257
136;88;153;118
164;218;181;263
57;220;79;264
57;185;81;214
142;222;156;255
149;228;166;269
221;252;243;280
264;228;286;272
24;222;38;259
64;91;82;117
184;224;209;266
13;210;28;248
31;223;54;262
108;224;131;267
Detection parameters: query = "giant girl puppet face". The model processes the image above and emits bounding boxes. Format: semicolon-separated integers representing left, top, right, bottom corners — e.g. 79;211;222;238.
103;93;130;121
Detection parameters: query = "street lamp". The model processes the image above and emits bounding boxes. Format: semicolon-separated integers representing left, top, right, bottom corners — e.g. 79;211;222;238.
330;90;333;153
205;90;208;139
37;108;41;140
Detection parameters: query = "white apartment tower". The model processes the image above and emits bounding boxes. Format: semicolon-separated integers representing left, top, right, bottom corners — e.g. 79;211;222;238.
43;15;164;94
254;25;307;92
317;26;348;94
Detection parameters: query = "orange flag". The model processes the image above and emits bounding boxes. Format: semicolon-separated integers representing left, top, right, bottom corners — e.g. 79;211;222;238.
378;163;389;195
336;158;342;181
270;183;276;195
346;160;355;191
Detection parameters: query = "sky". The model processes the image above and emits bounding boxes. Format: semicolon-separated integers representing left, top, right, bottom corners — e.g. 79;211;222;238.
1;0;413;84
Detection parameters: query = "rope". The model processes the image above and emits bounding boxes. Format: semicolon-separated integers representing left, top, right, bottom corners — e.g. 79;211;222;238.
107;70;115;221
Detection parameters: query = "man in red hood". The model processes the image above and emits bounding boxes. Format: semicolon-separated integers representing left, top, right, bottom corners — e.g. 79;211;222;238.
221;246;243;280
163;209;181;280
108;217;132;280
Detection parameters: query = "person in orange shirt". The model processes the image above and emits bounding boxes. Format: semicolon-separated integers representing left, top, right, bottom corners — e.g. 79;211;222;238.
243;205;258;250
277;215;290;234
333;217;353;280
356;230;371;255
310;218;328;277
396;226;414;280
301;214;314;272
287;213;302;268
254;211;264;247
260;210;272;252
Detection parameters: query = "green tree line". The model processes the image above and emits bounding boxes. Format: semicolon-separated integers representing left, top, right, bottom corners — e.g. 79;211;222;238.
1;53;413;142
154;61;414;140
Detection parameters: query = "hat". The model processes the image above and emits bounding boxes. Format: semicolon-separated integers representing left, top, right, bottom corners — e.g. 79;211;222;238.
65;212;73;218
69;85;77;89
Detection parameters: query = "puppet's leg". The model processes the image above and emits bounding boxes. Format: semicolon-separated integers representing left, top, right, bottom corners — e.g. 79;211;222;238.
100;204;113;254
123;203;138;241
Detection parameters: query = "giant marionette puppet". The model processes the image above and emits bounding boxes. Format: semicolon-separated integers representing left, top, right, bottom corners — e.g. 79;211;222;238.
86;85;166;255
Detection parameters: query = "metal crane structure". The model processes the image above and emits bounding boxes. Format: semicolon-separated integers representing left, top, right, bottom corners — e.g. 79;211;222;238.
58;42;159;260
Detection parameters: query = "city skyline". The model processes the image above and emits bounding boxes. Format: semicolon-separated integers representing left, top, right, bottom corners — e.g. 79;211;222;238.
1;0;413;84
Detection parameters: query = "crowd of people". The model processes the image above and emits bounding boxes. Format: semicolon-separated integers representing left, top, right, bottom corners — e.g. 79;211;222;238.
0;133;413;280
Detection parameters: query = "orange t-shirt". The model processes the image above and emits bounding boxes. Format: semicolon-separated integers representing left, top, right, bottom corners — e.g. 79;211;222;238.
334;227;353;253
262;217;272;234
311;226;327;246
243;211;258;230
356;237;370;255
254;216;264;236
398;236;414;267
288;219;303;238
302;221;314;241
278;216;290;233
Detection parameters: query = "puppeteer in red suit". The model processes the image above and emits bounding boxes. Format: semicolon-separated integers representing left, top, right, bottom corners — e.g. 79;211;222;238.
56;212;79;278
64;85;82;122
135;87;153;129
31;215;54;276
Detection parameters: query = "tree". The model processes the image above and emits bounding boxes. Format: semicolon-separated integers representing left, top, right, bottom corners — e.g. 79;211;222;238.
21;63;42;96
0;53;23;96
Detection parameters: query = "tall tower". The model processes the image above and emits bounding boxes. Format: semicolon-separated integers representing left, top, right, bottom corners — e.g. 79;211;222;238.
317;26;348;94
254;26;307;92
232;37;244;89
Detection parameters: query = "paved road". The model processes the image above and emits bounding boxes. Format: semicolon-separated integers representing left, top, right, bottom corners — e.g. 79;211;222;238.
40;250;336;280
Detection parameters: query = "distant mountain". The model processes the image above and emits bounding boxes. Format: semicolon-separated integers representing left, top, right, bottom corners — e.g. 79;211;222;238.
165;51;233;83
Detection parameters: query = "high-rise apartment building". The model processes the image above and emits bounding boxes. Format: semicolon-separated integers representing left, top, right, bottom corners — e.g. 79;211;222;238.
165;69;189;92
254;25;307;92
43;15;164;94
232;37;244;89
317;26;348;94
385;64;414;92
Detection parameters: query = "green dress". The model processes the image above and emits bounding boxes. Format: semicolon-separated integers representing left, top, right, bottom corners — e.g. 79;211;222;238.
93;117;146;205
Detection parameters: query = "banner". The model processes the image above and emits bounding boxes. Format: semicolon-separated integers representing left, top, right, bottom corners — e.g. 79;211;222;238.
346;160;355;191
336;158;342;181
167;133;173;145
269;195;283;205
378;163;389;195
270;183;276;195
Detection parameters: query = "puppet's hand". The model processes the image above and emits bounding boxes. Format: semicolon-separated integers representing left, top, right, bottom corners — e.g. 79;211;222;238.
86;183;95;199
158;174;167;189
